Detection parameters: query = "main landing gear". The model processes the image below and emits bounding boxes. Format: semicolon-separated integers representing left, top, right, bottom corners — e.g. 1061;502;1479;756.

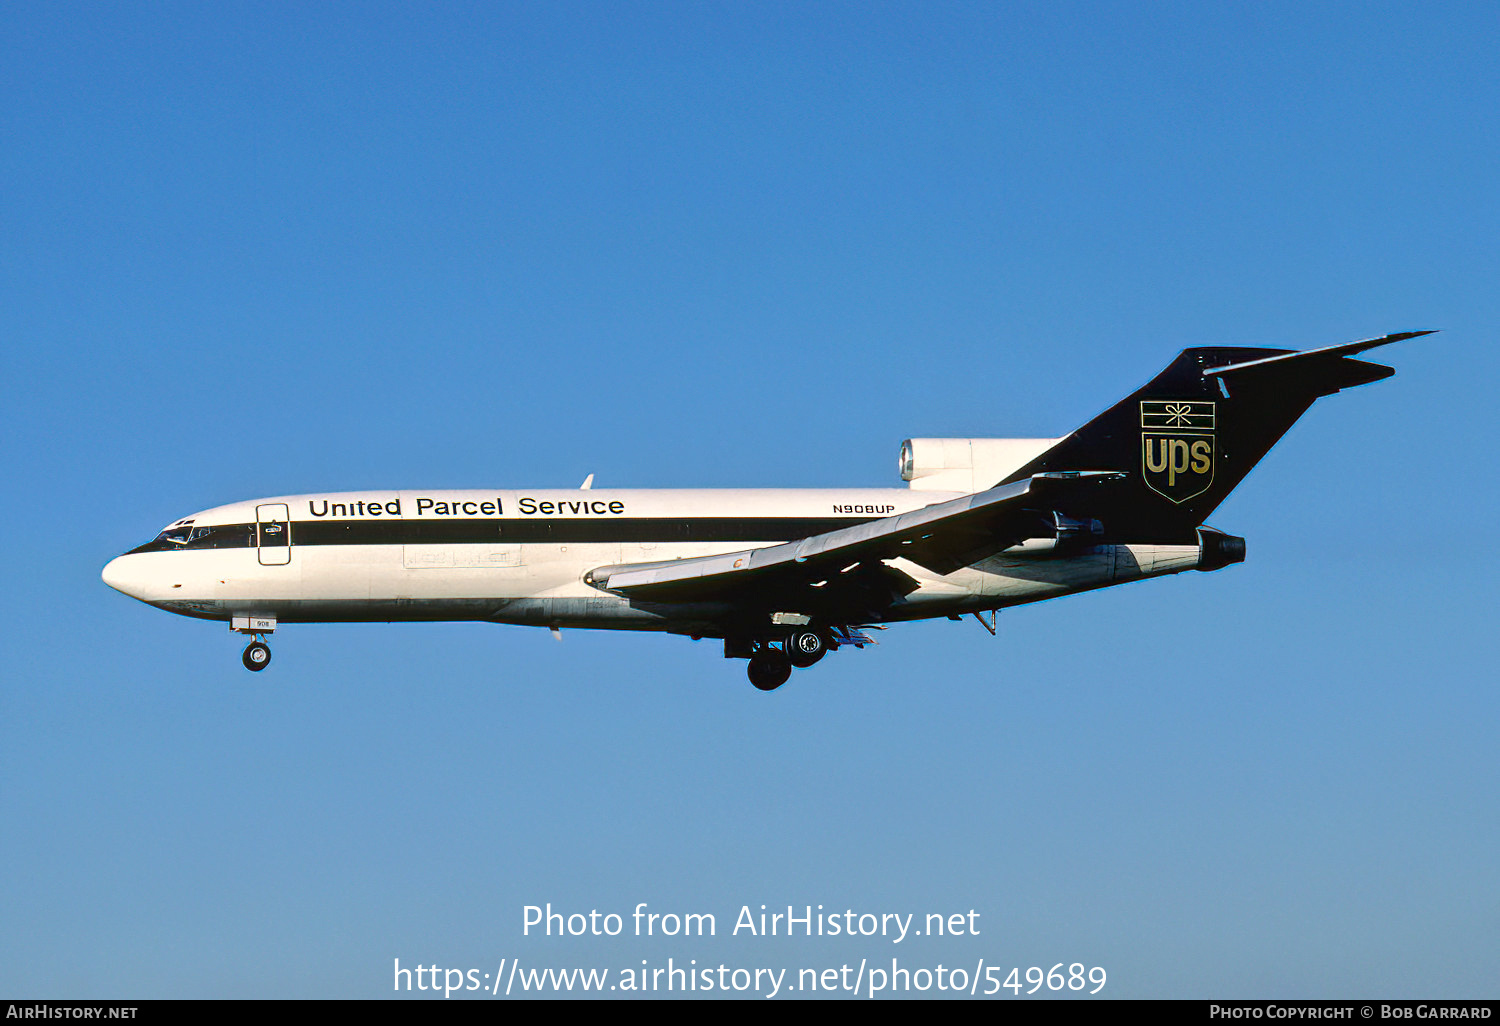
786;629;827;668
747;656;792;691
732;628;859;691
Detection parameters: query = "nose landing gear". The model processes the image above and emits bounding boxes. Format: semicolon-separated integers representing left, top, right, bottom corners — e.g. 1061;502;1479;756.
242;639;272;671
231;615;277;672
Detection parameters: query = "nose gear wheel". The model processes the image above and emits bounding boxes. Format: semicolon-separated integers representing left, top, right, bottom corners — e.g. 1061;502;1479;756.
242;640;271;671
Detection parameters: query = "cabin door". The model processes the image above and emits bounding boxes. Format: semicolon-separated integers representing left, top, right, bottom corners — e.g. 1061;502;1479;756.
256;503;292;566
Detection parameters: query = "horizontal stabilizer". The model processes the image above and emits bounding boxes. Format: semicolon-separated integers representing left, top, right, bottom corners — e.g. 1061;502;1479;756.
1203;330;1437;389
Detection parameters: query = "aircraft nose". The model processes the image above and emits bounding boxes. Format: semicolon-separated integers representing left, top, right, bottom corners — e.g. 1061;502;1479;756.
102;554;146;599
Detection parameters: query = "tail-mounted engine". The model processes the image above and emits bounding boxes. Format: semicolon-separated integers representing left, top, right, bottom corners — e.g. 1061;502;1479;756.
900;437;1062;492
1196;527;1247;572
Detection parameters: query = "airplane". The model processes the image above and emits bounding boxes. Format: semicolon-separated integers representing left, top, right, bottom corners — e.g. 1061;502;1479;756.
102;330;1433;690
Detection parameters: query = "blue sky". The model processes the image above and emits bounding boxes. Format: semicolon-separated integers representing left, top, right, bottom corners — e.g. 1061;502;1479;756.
3;1;1496;999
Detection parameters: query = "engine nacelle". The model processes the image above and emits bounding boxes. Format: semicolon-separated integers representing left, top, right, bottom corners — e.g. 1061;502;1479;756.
899;437;1062;492
1196;527;1247;572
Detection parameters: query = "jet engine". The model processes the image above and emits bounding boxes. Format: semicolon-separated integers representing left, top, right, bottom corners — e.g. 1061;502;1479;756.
899;437;1062;492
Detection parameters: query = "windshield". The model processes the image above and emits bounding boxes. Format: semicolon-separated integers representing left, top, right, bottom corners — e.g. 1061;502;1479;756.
128;521;254;554
186;524;253;549
155;524;192;546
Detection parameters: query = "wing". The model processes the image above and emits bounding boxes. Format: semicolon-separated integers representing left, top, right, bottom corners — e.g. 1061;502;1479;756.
585;472;1124;617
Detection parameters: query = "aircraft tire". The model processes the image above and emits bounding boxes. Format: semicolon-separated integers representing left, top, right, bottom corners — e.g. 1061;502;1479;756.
747;656;791;691
242;642;271;672
786;630;827;668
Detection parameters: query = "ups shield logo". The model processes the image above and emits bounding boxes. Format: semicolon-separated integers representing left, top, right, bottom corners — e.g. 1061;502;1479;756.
1141;400;1215;504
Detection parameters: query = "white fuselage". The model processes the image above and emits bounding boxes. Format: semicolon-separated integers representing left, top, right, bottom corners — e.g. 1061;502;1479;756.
102;487;1204;637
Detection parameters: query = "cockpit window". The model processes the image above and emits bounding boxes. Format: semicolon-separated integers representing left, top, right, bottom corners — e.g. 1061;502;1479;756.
128;522;254;554
184;524;254;549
